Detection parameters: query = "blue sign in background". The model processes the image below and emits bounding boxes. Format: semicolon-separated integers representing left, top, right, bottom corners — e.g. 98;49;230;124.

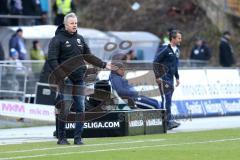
173;98;240;118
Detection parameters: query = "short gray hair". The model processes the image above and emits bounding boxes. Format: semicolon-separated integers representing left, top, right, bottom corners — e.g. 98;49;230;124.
63;12;77;24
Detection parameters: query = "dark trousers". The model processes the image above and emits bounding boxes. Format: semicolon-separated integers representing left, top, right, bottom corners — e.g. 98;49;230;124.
158;75;174;123
57;79;85;139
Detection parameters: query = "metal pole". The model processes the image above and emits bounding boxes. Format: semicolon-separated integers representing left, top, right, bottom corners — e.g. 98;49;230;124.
22;66;28;102
48;0;53;24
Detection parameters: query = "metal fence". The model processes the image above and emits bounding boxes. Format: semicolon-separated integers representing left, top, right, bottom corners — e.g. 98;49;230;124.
0;60;44;101
0;64;27;101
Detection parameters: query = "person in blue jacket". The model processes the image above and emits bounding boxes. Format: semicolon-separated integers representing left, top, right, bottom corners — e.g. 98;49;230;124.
110;62;160;109
153;30;182;130
9;28;27;60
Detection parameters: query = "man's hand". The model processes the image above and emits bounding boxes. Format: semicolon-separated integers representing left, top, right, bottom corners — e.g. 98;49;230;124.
175;79;180;87
106;62;118;70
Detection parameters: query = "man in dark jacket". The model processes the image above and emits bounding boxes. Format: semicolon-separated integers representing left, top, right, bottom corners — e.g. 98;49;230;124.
110;62;160;109
219;31;235;67
153;30;181;130
46;12;114;145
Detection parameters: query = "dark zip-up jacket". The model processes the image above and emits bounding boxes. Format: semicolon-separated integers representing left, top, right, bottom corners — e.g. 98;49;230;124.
190;44;211;61
219;37;235;67
44;24;106;83
153;44;179;80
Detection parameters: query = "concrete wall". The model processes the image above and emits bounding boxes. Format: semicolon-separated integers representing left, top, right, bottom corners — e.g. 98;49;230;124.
196;0;235;33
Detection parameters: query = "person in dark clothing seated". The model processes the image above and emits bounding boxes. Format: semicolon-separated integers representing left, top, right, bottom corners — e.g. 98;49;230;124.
109;62;160;109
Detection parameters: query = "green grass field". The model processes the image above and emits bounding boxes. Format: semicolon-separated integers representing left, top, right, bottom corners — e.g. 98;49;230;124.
0;128;240;160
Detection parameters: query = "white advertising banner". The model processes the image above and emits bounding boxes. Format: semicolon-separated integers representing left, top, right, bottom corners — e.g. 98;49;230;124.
0;101;55;122
172;68;240;116
205;69;240;99
173;69;209;100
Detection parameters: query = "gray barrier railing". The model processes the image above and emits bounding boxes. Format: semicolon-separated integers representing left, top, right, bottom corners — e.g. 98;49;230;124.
0;14;41;19
0;61;44;101
0;64;27;101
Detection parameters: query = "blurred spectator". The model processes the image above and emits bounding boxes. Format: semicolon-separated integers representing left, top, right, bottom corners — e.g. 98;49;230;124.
219;31;235;67
9;0;23;25
9;48;24;71
190;37;211;66
9;28;27;60
22;0;42;25
30;40;45;77
9;48;19;60
53;0;76;25
30;40;45;60
40;0;49;24
0;0;10;26
126;50;137;61
22;0;41;15
162;27;175;46
0;42;5;60
10;0;23;14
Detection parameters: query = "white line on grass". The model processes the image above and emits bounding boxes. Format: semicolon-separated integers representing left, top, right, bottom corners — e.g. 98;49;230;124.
0;138;166;154
0;138;240;160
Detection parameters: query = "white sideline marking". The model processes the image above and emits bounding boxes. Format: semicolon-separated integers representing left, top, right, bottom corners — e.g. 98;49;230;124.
0;139;166;154
0;138;240;160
